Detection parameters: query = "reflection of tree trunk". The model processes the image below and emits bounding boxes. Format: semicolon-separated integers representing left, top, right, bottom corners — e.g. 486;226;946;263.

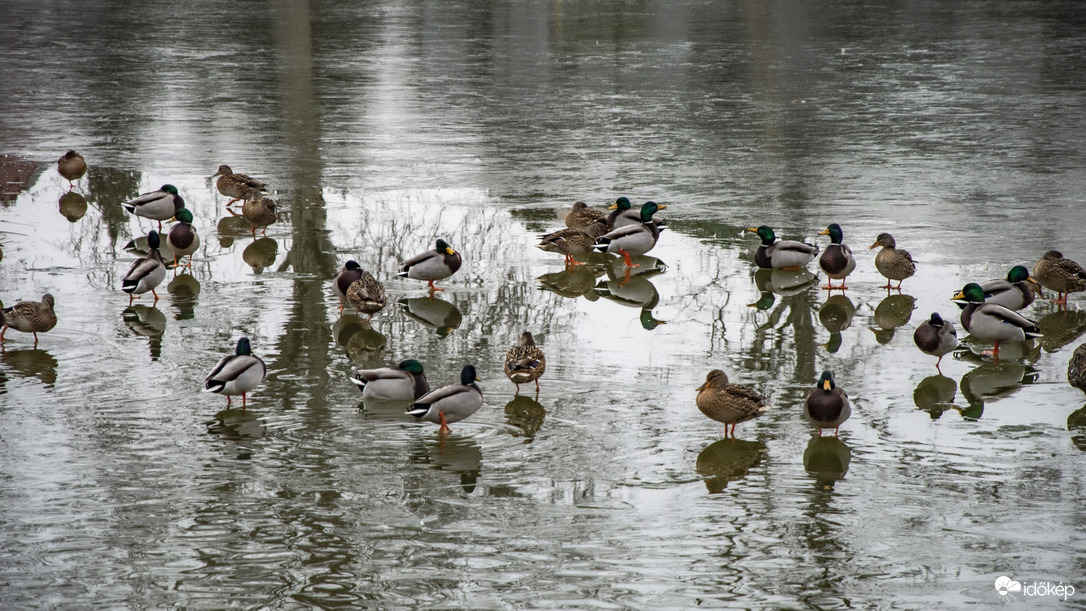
267;0;338;410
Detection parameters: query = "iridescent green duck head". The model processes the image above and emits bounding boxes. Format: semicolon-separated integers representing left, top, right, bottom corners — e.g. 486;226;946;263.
816;370;836;391
952;282;986;304
173;208;194;224
639;201;664;223
819;223;845;244
398;359;425;374
609;197;632;211
746;225;776;245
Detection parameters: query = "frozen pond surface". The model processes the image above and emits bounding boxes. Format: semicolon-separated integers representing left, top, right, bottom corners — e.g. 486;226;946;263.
1;1;1085;608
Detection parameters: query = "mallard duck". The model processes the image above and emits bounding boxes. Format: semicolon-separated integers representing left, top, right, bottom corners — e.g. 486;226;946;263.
952;282;1042;359
607;198;668;229
817;223;856;290
605;197;634;228
564;201;607;229
1;294;57;346
977;265;1041;310
123;185;185;231
804;371;851;437
407;365;483;432
746;225;818;270
166;208;199;268
913;312;958;370
204;336;267;410
122;230;167;305
1068;344;1086;394
350;359;429;401
504;331;546;392
211;164;268;204
334;260;364;311
537;218;608;267
593;201;664;267
346;270;386;321
1034;250;1086;305
242;192;277;236
57;150;86;188
869;233;915;290
695;369;771;438
398;238;462;293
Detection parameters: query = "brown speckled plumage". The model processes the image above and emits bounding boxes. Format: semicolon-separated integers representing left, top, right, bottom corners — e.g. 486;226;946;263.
695;369;770;438
1034;250;1086;305
1;294;57;345
212;165;269;203
504;331;546;392
869;232;915;289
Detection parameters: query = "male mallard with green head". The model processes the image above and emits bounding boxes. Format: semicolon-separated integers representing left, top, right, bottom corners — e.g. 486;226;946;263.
123;185;185;232
952;282;1041;359
869;233;915;290
817;223;856;290
975;265;1041;311
804;371;851;437
398;239;462;294
1034;250;1086;306
913;312;958;370
407;365;483;433
334;260;365;311
504;331;546;393
350;359;430;401
746;225;818;270
608;198;668;230
593;201;665;268
167;208;200;268
121;230;167;305
204;336;267;410
695;369;771;438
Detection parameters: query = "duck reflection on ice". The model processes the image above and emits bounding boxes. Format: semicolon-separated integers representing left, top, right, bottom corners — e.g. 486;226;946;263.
1038;309;1086;353
695;438;767;494
1;347;59;388
207;408;265;440
216;214;252;248
819;294;855;352
594;256;667;329
333;314;387;366
243;237;278;274
400;295;462;337
754;268;817;297
58;191;87;222
956;355;1040;419
537;264;605;300
167;272;200;320
122;304;167;361
410;434;483;494
869;293;916;344
1068;404;1086;452
505;394;546;438
912;374;958;419
803;436;851;486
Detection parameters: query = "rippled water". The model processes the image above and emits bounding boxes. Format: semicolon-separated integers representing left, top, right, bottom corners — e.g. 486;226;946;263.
2;1;1086;608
